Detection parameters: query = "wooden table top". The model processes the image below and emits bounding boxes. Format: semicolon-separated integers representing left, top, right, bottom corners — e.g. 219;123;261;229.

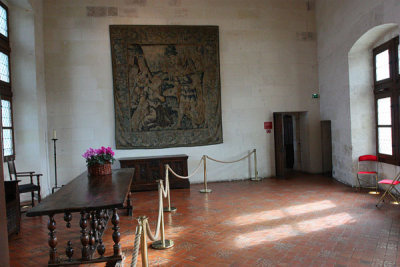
26;168;134;217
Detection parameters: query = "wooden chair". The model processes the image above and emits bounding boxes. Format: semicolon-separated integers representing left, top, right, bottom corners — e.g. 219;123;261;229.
7;160;42;209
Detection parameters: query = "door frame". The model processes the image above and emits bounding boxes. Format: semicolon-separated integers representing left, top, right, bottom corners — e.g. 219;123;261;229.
273;111;307;177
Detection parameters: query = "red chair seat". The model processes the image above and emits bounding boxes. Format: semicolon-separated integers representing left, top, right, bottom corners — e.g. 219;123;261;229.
378;179;400;185
357;171;377;174
359;155;378;162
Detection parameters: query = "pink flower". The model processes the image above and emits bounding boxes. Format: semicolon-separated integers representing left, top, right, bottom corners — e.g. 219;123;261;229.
82;148;96;159
83;146;115;166
106;146;115;156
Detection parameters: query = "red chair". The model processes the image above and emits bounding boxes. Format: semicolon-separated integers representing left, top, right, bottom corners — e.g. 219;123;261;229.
376;172;400;207
356;155;379;193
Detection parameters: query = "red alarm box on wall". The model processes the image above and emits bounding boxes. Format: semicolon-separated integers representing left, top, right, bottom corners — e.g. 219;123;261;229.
264;122;273;133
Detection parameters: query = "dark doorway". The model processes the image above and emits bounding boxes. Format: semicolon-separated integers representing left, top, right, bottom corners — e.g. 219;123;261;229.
274;112;306;177
284;115;294;169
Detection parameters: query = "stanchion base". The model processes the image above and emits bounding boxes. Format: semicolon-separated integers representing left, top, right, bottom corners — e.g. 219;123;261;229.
151;239;174;250
163;207;177;212
250;178;261;181
199;188;212;193
51;186;62;194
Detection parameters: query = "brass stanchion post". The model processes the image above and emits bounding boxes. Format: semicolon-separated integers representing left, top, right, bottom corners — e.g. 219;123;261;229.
200;155;212;193
151;181;174;250
163;165;177;212
251;149;261;181
138;216;149;267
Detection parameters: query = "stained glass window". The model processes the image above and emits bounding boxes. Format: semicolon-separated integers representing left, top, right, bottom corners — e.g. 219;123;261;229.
376;97;392;156
0;4;7;38
2;128;12;156
1;99;12;156
0;52;9;83
0;2;12;160
378;127;392;155
377;97;391;125
375;49;390;81
373;37;400;163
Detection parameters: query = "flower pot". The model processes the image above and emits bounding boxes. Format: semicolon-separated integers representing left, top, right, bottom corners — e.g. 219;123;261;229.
88;163;112;176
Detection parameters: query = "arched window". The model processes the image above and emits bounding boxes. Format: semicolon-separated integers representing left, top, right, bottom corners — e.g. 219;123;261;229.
373;36;399;164
0;1;14;161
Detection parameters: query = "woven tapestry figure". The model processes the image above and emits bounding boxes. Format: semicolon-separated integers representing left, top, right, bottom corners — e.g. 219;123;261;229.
110;25;222;148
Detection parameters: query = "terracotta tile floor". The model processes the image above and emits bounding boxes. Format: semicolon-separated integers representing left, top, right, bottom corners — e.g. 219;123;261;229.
8;173;400;267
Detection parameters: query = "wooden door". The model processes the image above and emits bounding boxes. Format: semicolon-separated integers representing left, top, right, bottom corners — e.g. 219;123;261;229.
284;115;294;169
321;120;333;176
274;113;285;177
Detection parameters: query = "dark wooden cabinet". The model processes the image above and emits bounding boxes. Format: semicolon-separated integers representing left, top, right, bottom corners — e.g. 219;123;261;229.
119;155;190;191
5;180;20;236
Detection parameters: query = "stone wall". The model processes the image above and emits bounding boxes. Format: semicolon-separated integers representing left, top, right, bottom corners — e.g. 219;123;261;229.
41;0;321;189
8;0;51;199
316;0;400;185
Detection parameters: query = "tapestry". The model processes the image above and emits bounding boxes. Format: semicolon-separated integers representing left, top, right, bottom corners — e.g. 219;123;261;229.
110;25;223;148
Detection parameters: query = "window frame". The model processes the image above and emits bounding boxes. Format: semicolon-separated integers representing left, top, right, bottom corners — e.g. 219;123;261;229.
0;1;14;162
373;36;400;165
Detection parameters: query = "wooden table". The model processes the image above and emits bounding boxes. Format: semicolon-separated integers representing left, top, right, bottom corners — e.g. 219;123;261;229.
26;168;134;266
119;155;189;191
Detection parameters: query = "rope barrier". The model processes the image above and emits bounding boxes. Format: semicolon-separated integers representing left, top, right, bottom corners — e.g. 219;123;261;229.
130;180;174;266
206;149;255;164
250;149;260;181
147;180;164;241
162;156;205;210
164;148;259;196
130;149;258;266
165;156;204;179
130;223;142;267
146;180;174;249
200;154;211;193
202;149;260;189
160;169;175;212
140;216;148;267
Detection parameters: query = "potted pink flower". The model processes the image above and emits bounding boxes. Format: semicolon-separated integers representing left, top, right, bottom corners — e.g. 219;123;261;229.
82;146;115;176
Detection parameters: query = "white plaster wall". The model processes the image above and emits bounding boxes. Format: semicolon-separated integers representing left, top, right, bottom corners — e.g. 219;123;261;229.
349;25;398;187
316;0;400;185
8;0;51;199
43;0;321;188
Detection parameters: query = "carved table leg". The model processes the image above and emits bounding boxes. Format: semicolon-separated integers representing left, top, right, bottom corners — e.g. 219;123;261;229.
89;230;95;250
111;208;121;256
66;241;74;261
97;238;105;258
91;211;99;242
127;192;133;217
48;214;58;264
64;212;72;228
80;210;90;261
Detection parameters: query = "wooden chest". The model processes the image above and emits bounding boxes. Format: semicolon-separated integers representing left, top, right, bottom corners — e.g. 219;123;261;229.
119;155;190;191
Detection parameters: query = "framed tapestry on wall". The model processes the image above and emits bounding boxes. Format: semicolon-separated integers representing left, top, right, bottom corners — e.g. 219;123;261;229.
110;25;223;149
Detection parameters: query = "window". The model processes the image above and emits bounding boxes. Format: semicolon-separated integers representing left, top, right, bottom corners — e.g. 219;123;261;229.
373;36;400;164
0;1;14;161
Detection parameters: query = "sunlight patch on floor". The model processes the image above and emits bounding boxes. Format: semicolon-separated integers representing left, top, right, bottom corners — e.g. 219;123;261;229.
231;200;336;226
234;212;354;248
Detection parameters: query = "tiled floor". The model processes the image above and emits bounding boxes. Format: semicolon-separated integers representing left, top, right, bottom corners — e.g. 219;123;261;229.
8;173;400;266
